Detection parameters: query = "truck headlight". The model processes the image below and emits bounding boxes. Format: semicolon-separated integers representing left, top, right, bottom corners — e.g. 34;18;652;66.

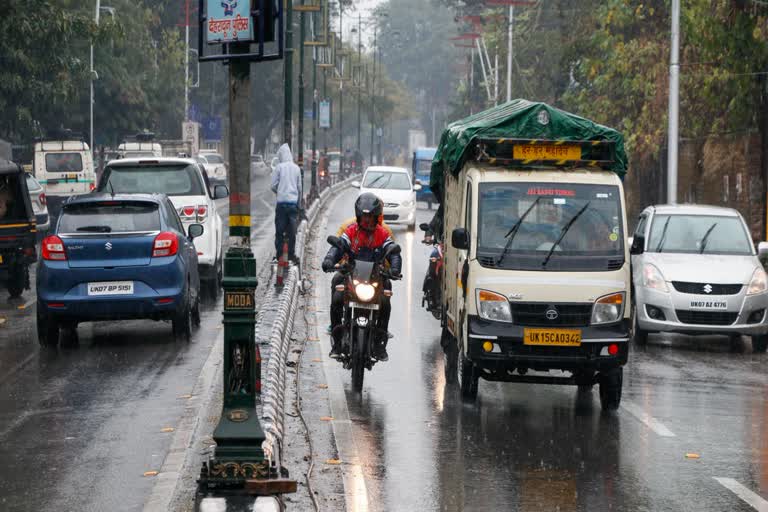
591;292;625;325
748;268;768;295
476;289;512;323
642;264;669;292
355;283;376;302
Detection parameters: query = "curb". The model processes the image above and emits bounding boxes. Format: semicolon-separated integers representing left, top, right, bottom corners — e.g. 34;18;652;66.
258;175;359;469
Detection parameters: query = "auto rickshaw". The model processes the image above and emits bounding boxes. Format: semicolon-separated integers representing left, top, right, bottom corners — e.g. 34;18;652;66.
0;159;37;298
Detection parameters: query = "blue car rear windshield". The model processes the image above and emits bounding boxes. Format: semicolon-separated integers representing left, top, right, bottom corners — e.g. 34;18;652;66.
59;203;160;233
100;164;203;196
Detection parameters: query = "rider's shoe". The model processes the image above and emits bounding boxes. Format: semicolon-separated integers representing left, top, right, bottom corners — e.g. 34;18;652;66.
329;343;343;359
374;341;389;362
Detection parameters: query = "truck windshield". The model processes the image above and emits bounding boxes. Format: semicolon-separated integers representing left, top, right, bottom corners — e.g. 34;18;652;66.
99;164;204;197
414;159;431;174
648;214;753;255
477;182;624;271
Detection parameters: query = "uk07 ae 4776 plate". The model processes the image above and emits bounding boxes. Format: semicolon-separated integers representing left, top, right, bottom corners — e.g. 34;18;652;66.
523;328;582;347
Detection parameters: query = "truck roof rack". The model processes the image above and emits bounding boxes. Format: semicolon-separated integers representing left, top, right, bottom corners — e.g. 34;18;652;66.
471;138;617;171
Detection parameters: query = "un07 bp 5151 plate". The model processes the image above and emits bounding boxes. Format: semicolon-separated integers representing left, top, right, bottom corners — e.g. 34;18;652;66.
523;328;582;347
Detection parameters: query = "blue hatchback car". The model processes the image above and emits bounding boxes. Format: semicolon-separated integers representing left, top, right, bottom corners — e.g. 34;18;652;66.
36;193;203;346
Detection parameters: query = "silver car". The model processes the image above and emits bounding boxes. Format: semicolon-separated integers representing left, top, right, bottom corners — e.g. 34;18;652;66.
26;173;50;232
630;204;768;351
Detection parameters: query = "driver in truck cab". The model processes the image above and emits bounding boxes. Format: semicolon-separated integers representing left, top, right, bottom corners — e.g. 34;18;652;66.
322;193;402;361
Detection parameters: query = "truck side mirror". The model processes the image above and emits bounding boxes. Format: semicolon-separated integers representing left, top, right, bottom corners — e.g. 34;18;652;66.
630;235;644;255
452;228;470;250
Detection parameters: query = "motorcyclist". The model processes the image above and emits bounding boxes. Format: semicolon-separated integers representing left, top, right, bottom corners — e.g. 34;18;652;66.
322;192;402;361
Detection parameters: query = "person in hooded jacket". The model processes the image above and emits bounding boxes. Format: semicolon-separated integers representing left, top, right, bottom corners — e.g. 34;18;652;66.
271;143;303;263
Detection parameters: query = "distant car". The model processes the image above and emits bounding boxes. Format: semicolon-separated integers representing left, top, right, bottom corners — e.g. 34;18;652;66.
36;193;204;346
251;153;267;172
631;204;768;351
97;157;228;297
354;166;421;231
26;173;49;233
196;151;228;184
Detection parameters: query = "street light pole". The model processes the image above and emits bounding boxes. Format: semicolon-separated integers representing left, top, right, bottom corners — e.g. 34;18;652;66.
667;0;680;204
298;3;306;190
370;25;376;166
506;5;513;103
338;5;343;173
184;0;190;122
284;0;294;146
90;0;101;154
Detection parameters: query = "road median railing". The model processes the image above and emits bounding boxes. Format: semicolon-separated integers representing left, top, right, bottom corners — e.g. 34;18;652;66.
257;174;359;471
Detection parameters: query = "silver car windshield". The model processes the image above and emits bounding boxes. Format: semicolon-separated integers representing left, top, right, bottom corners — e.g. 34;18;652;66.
648;214;753;255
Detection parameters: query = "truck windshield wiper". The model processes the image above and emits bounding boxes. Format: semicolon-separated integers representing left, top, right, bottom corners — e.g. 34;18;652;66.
655;216;672;252
698;222;718;254
496;196;541;266
541;201;591;267
76;225;112;233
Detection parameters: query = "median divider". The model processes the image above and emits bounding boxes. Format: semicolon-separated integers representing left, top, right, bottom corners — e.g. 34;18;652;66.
258;174;359;471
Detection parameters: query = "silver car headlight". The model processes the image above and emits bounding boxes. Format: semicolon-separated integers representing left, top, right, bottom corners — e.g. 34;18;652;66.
476;289;512;323
642;263;669;293
748;268;768;295
591;292;625;325
355;283;376;302
401;199;414;208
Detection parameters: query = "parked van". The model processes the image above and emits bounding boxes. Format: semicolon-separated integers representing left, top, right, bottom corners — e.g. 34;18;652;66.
434;100;630;410
34;139;95;216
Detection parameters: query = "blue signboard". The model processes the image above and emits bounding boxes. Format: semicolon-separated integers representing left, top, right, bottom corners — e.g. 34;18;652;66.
206;0;254;44
304;109;314;120
203;116;223;142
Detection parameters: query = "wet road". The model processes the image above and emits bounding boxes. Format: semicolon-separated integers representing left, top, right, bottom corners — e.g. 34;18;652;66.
313;188;768;512
0;167;287;512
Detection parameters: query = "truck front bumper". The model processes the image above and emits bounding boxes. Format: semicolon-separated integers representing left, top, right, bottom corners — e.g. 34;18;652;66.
466;315;629;377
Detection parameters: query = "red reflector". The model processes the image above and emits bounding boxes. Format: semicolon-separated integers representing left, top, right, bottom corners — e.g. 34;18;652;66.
48;302;65;308
157;298;173;304
39;193;46;205
608;344;619;356
197;252;203;255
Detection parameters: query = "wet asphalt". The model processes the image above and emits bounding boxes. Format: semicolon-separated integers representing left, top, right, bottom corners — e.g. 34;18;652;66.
0;168;285;512
309;188;768;512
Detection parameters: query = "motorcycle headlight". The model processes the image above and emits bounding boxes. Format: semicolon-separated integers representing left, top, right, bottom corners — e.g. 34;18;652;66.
748;268;768;295
591;292;625;325
642;264;669;293
355;283;376;302
476;289;512;323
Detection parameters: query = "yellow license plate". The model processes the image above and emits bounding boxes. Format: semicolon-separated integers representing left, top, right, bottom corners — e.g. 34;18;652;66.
0;255;3;264
524;328;582;347
513;144;582;161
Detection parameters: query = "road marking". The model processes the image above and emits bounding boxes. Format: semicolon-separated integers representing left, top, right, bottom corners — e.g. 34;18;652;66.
17;298;35;310
714;478;768;511
620;400;676;437
311;198;370;512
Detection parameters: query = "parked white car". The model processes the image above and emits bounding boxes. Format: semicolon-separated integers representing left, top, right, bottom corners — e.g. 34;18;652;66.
26;173;49;232
98;157;228;296
353;166;421;231
197;151;228;184
630;204;768;351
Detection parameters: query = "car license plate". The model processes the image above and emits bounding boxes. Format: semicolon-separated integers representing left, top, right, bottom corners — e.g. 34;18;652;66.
87;281;134;296
350;301;379;310
689;298;727;310
524;328;582;347
513;144;582;161
0;255;3;264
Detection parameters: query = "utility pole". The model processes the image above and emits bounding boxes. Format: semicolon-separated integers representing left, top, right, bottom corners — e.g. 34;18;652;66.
284;0;294;146
357;13;362;154
184;0;190;121
90;0;101;154
297;2;306;189
311;47;318;197
507;5;513;102
667;0;680;204
338;5;344;172
370;26;376;165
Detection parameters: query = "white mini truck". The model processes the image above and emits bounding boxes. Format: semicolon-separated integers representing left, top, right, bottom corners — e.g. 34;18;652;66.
436;101;631;410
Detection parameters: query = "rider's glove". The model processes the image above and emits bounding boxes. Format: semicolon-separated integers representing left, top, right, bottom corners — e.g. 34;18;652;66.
389;270;402;280
321;257;336;273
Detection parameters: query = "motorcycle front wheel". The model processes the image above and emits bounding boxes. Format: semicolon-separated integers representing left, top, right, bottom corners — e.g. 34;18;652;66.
350;326;367;392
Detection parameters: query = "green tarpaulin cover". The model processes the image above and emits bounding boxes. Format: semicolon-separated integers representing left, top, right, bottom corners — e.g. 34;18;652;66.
429;100;628;200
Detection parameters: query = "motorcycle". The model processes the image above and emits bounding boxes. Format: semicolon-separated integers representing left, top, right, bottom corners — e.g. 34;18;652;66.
325;235;401;391
420;223;443;320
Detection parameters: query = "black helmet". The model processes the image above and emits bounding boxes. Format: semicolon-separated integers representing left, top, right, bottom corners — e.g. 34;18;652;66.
355;192;383;231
